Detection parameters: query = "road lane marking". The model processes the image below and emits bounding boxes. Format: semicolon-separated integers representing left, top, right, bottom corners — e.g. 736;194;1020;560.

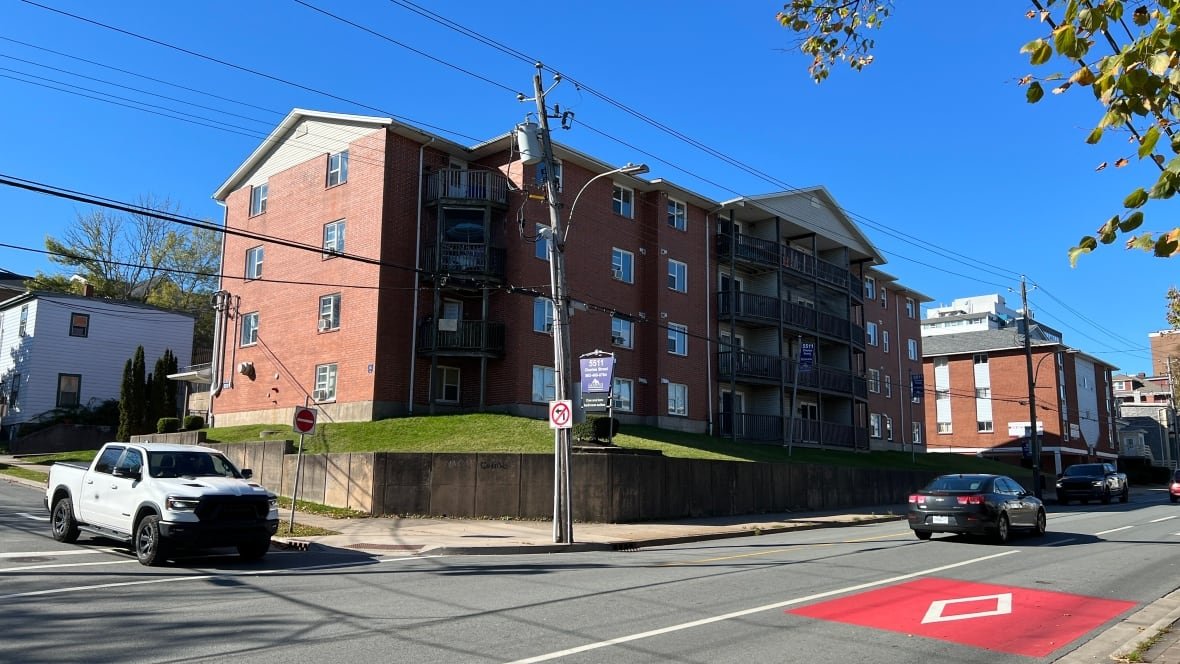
16;512;48;522
1095;526;1134;536
1150;516;1178;523
507;550;1020;663
1;560;137;572
661;532;906;566
0;548;121;559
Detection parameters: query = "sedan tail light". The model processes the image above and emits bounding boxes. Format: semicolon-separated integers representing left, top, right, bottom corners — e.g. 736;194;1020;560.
956;495;985;505
1172;483;1180;491
908;494;926;504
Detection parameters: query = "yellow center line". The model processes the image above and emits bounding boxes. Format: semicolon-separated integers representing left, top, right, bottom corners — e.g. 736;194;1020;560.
660;531;907;566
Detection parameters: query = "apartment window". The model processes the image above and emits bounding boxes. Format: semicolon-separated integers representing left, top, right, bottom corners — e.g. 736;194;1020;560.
611;248;634;283
327;150;349;187
907;338;918;361
612;184;634;218
905;297;916;319
533;298;555;334
57;373;81;408
69;313;90;338
667;323;688;356
613;378;633;412
532;365;556;402
870;413;882;438
249;182;267;216
314;363;338;401
937;422;953;434
884;375;892;398
936;387;951;434
668;259;687;293
912;422;923;444
7;372;19;408
18;304;28;336
883;331;890;353
866;321;878;346
880;287;888;308
245;246;264;280
975;387;991;398
668;382;688;416
868;368;881;393
535;224;550;260
667;199;687;231
434;366;459;403
973;353;989;365
864;276;876;300
241;312;259;346
323;220;345;257
611;317;633;348
319;293;341;331
977;420;994;433
884;415;893;441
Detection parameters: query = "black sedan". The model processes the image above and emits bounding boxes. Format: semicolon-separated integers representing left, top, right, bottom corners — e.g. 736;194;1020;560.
908;474;1046;543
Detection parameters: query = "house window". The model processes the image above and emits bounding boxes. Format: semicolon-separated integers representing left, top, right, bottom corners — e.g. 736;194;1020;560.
533;298;555;334
870;413;882;438
314;363;338;401
327;150;349;187
1113;380;1126;391
532;365;556;402
880;287;888;308
7;372;19;408
434;366;459;403
975;387;991;398
249;182;267;216
973;353;988;365
907;338;918;361
18;304;28;336
905;297;916;319
241;312;259;346
613;378;633;412
667;199;687;231
864;276;876;300
668;259;687;293
245;246;264;280
323;220;345;257
668;382;687;416
977;420;994;433
611;248;634;283
884;415;893;441
69;313;90;338
667;323;688;356
866;321;878;346
884;375;892;398
883;331;890;353
535;223;550;260
57;373;81;407
612;184;634;218
912;422;923;444
319;293;341;331
868;368;881;393
611;317;633;348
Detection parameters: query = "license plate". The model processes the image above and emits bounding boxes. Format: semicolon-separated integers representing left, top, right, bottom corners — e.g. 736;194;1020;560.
932;515;950;525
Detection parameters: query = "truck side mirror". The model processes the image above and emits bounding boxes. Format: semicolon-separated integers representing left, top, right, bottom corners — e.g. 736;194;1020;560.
241;469;253;479
113;467;141;481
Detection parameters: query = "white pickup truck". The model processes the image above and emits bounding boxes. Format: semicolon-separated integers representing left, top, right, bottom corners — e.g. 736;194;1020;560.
46;442;279;565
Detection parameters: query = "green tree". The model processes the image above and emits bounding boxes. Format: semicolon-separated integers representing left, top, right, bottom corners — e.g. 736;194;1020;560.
129;346;148;436
776;1;1180;262
117;358;133;441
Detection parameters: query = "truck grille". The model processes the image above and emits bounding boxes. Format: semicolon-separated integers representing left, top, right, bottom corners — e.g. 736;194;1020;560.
194;496;269;522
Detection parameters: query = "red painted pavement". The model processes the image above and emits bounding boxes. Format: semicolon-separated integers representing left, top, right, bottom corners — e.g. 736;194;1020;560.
788;577;1136;657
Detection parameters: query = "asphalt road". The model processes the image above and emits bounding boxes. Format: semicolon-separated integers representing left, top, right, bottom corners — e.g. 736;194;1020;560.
3;478;1180;664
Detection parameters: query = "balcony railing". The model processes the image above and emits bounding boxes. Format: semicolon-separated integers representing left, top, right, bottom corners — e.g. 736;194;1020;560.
717;350;783;383
716;413;864;449
416;319;505;356
717;351;865;398
716;230;860;297
715;233;780;270
422;243;506;279
424;169;509;205
716;291;780;325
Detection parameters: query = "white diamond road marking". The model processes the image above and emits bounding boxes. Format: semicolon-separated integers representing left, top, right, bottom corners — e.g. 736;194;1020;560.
922;592;1013;624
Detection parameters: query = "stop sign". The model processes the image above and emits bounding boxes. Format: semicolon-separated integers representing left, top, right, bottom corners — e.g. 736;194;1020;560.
292;406;317;435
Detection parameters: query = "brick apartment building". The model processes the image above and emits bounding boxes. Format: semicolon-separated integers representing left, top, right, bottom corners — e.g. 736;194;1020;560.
208;109;927;450
921;295;1118;474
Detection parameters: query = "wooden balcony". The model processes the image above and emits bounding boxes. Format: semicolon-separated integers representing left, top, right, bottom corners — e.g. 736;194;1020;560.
416;319;505;357
716;413;866;449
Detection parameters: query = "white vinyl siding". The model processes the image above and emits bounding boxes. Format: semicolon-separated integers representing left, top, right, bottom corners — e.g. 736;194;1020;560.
236;118;378;192
934;356;951;433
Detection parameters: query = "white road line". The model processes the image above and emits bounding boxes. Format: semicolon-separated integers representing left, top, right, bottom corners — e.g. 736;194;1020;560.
506;550;1021;664
1;560;137;572
1150;516;1178;523
1095;526;1134;536
16;512;48;522
0;548;121;559
0;554;444;600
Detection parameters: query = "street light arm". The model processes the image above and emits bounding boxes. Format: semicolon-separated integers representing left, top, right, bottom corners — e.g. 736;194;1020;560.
563;163;648;246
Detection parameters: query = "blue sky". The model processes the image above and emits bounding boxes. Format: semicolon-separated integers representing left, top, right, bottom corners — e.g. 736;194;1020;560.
1;1;1174;375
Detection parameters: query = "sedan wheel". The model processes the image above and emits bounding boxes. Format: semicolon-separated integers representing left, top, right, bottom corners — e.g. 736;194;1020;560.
1034;509;1047;536
994;514;1011;544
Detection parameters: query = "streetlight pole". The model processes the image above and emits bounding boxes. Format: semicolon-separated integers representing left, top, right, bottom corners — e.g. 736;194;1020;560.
1021;277;1042;498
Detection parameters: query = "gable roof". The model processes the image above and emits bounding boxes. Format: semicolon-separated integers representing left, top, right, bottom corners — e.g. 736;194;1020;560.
921;329;1061;356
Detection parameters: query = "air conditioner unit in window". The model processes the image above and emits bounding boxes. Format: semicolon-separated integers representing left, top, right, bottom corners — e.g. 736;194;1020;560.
313;390;330;402
317;318;332;332
611;269;624;280
611;335;625;345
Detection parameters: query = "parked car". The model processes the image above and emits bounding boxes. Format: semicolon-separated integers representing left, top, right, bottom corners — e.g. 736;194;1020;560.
1170;470;1180;504
908;474;1046;543
1055;463;1129;505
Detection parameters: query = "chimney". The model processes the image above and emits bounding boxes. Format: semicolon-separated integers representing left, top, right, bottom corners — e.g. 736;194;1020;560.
82;283;93;297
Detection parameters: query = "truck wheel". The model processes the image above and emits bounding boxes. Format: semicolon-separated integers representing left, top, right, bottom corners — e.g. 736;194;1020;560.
51;497;80;543
1101;489;1112;505
994;514;1011;544
135;515;168;566
237;537;271;561
1120;486;1130;503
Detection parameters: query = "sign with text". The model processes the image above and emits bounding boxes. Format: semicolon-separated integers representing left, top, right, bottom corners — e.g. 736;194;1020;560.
579;355;615;394
910;373;925;402
798;343;814;373
582;392;610;411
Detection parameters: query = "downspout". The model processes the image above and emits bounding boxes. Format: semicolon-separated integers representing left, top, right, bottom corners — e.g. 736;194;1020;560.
705;210;713;435
209;201;230;429
895;286;904;452
408;137;436;415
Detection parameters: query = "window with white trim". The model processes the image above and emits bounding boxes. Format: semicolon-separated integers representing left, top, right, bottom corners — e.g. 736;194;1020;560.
533;298;554;334
611;248;634;283
912;422;923;444
667;323;688;356
434;366;459;403
864;276;876;300
611;317;633;348
613;377;633;412
323;220;345;257
870;413;882;438
667;199;686;231
612;184;634;218
69;313;89;338
884;375;892;398
866;321;878;346
907;338;918;361
57;373;81;408
314;363;338;401
535;224;549;260
245;246;264;280
327;150;349;187
668;382;687;416
977;420;994;433
240;312;259;346
531;365;555;402
319;293;341;331
868;368;881;393
905;297;916;319
18;304;28;337
883;330;890;353
884;415;893;441
668;259;687;293
249;182;267;216
880;287;888;308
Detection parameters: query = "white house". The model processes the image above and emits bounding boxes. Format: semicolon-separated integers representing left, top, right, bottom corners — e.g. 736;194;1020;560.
0;291;194;438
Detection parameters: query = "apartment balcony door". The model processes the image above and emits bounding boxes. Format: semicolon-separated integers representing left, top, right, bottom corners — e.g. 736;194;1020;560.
797;401;819;443
720;272;744;314
447;158;469;198
720;390;746;437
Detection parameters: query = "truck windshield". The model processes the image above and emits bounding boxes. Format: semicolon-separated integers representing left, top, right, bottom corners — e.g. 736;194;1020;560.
1063;464;1104;476
148;451;242;479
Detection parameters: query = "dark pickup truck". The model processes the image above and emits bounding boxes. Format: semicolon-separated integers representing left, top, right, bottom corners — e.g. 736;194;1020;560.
1055;463;1129;505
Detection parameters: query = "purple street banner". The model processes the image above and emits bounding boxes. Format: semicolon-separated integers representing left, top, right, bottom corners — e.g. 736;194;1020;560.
799;342;814;373
580;355;615;394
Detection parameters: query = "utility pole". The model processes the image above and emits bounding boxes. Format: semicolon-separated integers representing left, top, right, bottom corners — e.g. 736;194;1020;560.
525;63;573;544
1021;276;1042;499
